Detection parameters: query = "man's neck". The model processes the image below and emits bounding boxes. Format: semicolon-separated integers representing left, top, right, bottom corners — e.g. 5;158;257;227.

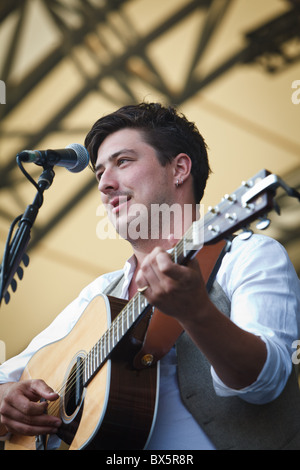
131;237;175;270
130;206;199;268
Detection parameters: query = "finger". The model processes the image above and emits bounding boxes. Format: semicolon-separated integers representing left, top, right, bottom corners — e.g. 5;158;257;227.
1;381;60;421
2;412;60;436
137;249;164;289
0;397;61;436
167;233;179;247
136;268;151;293
26;379;59;402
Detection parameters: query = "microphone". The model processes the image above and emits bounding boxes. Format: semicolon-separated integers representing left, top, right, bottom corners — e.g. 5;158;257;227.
17;143;90;173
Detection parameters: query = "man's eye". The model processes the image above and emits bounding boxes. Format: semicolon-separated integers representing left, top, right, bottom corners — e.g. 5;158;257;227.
118;157;132;166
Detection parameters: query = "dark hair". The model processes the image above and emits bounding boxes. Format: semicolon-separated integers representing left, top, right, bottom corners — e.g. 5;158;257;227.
85;102;211;202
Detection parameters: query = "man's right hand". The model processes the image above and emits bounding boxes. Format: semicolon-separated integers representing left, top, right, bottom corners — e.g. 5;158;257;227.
0;380;61;436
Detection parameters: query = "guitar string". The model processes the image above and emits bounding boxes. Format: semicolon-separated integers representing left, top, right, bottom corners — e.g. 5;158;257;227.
45;216;217;418
46;219;212;418
46;292;151;417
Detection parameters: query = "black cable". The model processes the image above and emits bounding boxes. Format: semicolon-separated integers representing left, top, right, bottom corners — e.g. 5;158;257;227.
0;157;49;305
16;155;44;207
0;215;22;304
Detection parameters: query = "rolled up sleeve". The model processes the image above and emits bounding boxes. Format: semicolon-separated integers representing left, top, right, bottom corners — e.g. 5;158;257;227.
212;234;300;404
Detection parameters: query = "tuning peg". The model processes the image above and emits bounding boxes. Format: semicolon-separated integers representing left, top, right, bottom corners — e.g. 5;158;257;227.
208;205;220;215
238;227;253;240
242;180;253;188
17;266;24;280
4;291;10;304
256;217;271;230
22;253;29;267
224;193;237;204
10;278;17;292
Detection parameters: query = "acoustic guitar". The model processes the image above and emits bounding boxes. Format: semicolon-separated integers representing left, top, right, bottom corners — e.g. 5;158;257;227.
3;169;290;450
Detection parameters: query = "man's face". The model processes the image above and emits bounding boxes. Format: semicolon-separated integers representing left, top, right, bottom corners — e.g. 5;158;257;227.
95;128;177;242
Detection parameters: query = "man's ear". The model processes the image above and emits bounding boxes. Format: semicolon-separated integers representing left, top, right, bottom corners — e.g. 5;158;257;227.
173;153;192;184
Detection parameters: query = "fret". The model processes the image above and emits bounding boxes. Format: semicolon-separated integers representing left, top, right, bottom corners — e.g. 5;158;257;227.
84;356;88;384
126;304;130;330
116;315;121;343
178;239;186;264
112;321;118;347
85;352;89;381
100;337;105;363
94;344;98;371
132;299;138;324
132;300;137;324
107;329;111;353
90;350;93;377
91;349;94;377
111;323;115;349
183;235;187;258
92;346;96;376
103;332;108;358
98;339;102;364
121;309;125;336
87;351;91;379
127;302;132;328
109;326;113;352
173;245;178;264
89;348;93;378
95;341;99;370
91;346;95;378
138;292;148;312
138;293;142;319
192;220;203;249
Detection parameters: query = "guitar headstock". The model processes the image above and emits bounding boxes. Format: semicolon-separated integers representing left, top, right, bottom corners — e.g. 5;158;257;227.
203;169;276;244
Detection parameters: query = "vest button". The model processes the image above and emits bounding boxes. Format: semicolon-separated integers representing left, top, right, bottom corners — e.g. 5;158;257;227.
141;354;154;366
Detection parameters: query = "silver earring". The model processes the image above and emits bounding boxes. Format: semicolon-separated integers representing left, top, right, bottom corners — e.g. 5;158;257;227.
176;178;183;187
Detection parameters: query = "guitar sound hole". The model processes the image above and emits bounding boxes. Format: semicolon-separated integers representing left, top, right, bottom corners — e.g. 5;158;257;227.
64;365;77;416
64;356;84;418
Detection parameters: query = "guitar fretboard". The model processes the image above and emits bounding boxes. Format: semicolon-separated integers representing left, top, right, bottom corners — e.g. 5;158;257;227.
83;292;152;385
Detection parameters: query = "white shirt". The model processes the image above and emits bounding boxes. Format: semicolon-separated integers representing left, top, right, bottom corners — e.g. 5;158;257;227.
0;234;299;449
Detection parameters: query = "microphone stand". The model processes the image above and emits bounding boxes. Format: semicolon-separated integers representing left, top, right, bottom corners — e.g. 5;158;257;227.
0;165;55;306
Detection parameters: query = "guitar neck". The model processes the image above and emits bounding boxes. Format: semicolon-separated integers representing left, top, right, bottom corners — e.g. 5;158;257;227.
83;293;152;385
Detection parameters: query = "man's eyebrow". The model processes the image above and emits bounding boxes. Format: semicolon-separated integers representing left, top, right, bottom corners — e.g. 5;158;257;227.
95;148;137;172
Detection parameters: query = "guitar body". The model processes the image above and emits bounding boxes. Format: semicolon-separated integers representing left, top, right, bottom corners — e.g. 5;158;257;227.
5;294;158;450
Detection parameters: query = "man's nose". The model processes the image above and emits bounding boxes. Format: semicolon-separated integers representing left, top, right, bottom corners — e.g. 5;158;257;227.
98;168;119;194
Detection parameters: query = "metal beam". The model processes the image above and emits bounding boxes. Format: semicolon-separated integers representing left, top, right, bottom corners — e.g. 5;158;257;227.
1;0;300;256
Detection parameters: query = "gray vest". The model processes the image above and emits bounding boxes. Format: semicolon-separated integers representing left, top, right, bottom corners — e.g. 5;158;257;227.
104;276;300;450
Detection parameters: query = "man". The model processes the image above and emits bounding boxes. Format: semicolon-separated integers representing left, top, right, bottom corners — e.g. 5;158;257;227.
0;102;300;450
